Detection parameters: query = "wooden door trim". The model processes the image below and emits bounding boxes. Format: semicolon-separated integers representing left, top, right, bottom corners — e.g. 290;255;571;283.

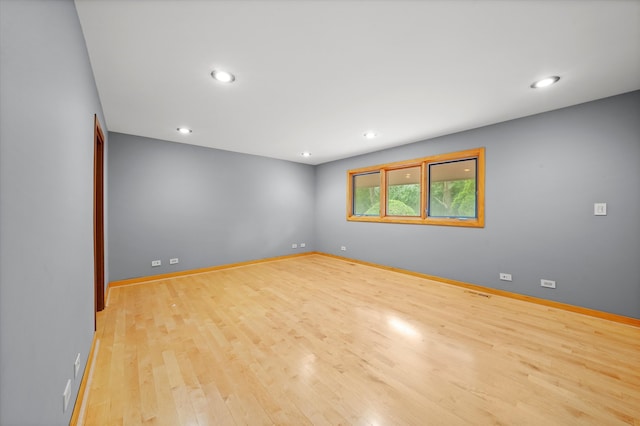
94;115;105;325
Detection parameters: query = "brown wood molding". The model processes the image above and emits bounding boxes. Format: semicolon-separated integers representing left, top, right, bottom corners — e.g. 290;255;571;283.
318;252;640;328
93;115;105;320
108;252;314;289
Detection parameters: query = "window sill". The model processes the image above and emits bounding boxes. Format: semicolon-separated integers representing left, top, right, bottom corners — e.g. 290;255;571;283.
347;215;484;228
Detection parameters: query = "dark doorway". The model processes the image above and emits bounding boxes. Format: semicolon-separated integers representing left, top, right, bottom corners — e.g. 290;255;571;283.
94;115;105;329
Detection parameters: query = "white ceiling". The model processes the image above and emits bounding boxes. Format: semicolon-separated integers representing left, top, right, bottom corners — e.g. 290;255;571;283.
75;0;640;165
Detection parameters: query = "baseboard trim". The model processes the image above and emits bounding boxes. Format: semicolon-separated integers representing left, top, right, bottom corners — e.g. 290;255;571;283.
108;252;314;290
107;251;638;328
317;252;640;328
69;332;99;426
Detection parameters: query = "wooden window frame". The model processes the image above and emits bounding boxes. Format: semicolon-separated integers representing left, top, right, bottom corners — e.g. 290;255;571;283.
347;147;485;228
351;171;382;217
385;164;423;219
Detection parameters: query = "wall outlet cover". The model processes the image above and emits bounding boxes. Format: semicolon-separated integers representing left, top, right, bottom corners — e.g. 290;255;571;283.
541;279;556;288
74;353;81;378
63;379;72;412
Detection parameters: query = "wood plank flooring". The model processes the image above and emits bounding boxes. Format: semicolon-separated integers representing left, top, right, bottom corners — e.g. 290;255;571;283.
80;254;640;425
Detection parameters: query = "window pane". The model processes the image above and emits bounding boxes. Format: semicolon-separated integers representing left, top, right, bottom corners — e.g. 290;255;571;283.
428;159;476;218
353;172;380;215
386;166;421;216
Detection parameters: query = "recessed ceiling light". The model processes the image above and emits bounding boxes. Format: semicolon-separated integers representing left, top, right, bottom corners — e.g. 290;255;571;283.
531;76;560;89
177;127;192;134
211;69;235;83
463;168;471;172
301;152;312;157
364;131;377;139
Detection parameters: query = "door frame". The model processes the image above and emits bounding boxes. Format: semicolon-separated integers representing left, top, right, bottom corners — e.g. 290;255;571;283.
94;115;105;329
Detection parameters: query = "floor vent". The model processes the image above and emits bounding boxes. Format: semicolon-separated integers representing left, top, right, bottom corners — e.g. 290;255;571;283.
465;290;491;298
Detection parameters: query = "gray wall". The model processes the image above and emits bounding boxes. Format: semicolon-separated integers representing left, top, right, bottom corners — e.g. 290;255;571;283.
108;133;315;281
0;0;107;424
316;91;640;319
1;3;636;425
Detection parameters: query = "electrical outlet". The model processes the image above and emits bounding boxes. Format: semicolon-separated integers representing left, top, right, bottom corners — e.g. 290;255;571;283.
292;243;298;249
74;353;81;379
62;379;71;412
300;243;306;248
340;246;347;251
151;260;161;267
169;258;179;265
541;279;556;289
499;273;512;281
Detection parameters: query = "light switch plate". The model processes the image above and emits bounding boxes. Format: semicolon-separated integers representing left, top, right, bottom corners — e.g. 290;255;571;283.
594;203;607;216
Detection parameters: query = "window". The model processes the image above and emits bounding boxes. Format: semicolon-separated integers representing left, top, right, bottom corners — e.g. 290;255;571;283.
428;158;477;218
386;166;421;217
352;172;380;216
347;148;484;227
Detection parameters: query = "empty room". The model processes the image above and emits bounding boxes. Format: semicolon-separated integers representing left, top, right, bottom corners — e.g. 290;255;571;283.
1;0;639;425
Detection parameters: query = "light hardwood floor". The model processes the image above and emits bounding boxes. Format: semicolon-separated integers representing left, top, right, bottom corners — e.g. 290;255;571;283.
79;254;640;425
